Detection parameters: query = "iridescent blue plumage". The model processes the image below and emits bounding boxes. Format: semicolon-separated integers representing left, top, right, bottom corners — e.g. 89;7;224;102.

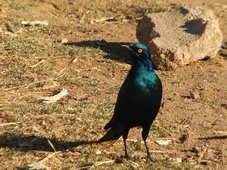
98;43;162;161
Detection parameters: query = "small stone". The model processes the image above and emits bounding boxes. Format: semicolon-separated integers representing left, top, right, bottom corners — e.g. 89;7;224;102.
72;57;78;64
114;156;124;164
191;146;200;153
96;150;101;154
136;6;223;70
190;91;200;99
168;157;182;163
61;38;68;44
179;133;189;143
191;146;205;158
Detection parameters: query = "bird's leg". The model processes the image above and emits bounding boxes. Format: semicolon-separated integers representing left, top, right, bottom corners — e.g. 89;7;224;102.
142;126;153;162
123;138;130;159
144;139;152;161
123;129;130;159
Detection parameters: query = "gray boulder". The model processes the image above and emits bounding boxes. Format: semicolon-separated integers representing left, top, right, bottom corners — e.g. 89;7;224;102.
136;7;223;70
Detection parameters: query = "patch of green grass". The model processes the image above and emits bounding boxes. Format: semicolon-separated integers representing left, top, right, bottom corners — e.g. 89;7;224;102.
5;104;39;115
7;17;21;27
150;125;171;137
93;101;114;119
38;105;67;115
3;102;70;115
28;26;51;35
0;148;18;157
4;37;46;56
0;36;3;44
4;0;32;12
97;102;113;114
0;36;58;88
87;78;101;87
78;27;93;33
59;75;102;87
1;57;54;89
32;64;55;77
58;74;79;86
181;159;195;170
6;61;28;79
58;74;91;87
53;45;106;59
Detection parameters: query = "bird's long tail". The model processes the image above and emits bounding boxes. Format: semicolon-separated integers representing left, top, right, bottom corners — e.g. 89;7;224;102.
97;126;124;143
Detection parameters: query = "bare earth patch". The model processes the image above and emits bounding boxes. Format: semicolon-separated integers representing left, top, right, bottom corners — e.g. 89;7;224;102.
0;0;226;169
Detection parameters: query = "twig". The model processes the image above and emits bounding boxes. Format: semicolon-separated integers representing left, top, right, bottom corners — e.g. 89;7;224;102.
47;139;56;152
150;150;172;154
39;151;61;164
30;59;45;68
76;160;114;170
76;165;92;170
127;139;138;142
58;68;67;76
25;79;54;89
0;122;20;127
93;160;114;167
3;84;27;91
130;161;139;167
198;135;227;140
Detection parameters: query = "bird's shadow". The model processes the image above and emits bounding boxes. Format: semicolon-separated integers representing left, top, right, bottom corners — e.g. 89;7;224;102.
0;133;96;152
180;18;207;35
64;40;132;64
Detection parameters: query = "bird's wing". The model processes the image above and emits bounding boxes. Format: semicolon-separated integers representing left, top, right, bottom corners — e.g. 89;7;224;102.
104;80;129;130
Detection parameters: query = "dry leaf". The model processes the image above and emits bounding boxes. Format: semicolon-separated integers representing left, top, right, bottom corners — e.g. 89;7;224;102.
155;139;172;145
38;88;68;104
21;20;49;26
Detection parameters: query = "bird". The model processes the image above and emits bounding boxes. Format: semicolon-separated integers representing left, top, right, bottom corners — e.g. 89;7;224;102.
98;43;162;161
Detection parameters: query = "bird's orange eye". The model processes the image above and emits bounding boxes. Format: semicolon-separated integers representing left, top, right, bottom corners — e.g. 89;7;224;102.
138;49;143;53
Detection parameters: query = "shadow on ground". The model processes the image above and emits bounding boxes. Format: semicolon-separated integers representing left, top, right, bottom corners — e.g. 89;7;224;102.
64;40;133;64
0;133;96;152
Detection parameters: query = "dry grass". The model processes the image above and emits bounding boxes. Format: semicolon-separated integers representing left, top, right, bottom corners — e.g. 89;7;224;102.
0;0;226;169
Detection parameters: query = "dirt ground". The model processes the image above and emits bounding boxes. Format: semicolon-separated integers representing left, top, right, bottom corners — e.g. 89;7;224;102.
0;0;226;169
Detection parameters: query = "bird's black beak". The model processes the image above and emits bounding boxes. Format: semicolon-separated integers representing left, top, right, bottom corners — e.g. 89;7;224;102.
121;45;133;52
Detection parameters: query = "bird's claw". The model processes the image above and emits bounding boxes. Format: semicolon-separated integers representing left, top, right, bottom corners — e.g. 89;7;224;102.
124;154;131;160
146;154;153;162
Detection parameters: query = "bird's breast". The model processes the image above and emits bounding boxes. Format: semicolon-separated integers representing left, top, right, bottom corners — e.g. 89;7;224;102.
134;71;158;91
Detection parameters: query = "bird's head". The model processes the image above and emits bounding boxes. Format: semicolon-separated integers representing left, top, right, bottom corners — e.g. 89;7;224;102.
122;43;154;70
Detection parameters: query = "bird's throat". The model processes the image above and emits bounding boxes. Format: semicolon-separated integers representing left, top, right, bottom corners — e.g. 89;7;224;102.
133;59;154;72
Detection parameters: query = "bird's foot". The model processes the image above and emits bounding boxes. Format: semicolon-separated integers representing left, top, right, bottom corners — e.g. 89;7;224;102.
124;153;131;160
146;154;154;162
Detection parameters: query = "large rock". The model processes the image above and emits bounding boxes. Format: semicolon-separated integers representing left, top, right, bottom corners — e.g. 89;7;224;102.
136;7;223;70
